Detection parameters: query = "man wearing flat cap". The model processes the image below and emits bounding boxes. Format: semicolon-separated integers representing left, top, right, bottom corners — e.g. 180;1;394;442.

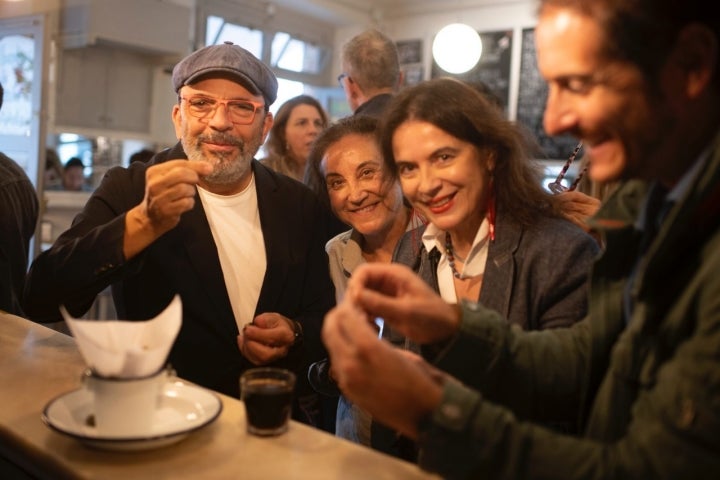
24;42;336;429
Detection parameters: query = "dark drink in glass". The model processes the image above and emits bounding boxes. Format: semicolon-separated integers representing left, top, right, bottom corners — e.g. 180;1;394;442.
240;368;296;436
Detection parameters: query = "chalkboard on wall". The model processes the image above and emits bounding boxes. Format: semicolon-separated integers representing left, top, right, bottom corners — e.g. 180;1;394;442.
431;30;512;115
396;39;424;87
517;27;578;160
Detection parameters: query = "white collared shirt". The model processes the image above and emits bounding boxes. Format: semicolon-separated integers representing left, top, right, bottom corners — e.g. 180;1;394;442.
422;217;490;303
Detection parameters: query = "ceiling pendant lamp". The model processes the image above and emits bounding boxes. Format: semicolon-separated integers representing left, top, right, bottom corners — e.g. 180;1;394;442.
432;23;482;74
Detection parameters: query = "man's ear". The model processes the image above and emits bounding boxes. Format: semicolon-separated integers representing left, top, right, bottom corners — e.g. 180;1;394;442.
171;104;182;139
671;23;718;98
344;77;366;112
261;111;273;143
347;77;362;103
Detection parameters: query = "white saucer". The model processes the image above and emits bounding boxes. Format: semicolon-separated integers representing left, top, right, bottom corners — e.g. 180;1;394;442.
42;379;222;451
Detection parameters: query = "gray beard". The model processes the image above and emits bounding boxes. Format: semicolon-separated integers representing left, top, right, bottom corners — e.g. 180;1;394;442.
182;132;262;187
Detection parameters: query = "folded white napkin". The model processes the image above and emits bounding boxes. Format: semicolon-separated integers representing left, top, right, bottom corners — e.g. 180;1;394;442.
61;295;182;378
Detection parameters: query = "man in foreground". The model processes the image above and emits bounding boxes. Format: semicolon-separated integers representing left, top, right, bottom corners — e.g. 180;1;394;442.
25;42;335;428
322;0;720;477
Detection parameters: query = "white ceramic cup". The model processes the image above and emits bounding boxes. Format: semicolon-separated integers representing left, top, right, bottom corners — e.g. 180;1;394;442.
83;368;167;437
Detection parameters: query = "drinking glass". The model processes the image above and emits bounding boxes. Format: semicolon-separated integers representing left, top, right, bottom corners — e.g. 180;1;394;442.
240;367;296;436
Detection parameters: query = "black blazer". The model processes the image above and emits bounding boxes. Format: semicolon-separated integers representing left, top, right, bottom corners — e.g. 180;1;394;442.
24;143;336;399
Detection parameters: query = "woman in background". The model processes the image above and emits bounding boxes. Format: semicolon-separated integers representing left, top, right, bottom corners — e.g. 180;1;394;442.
305;114;423;459
44;148;64;190
260;94;328;182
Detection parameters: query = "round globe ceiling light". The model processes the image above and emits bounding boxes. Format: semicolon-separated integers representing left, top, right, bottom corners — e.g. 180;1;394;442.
432;23;482;74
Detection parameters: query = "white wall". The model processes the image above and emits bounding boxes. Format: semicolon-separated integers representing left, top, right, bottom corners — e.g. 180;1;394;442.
332;0;537;120
151;67;181;148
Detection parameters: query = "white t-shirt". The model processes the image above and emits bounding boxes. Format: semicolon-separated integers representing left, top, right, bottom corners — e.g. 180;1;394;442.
197;176;266;330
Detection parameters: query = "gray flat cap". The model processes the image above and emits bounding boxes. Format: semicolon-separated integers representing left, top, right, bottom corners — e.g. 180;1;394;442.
172;41;278;106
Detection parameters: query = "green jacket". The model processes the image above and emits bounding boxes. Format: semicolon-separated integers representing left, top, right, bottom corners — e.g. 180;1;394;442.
418;131;720;479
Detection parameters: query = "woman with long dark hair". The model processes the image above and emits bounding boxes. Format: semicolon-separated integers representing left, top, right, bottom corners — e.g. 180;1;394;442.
383;77;598;332
260;94;328;182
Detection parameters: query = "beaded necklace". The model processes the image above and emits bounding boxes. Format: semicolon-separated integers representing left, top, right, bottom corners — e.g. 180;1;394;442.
444;231;468;280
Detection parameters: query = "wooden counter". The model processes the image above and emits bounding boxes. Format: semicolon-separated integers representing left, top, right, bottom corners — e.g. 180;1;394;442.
0;313;439;479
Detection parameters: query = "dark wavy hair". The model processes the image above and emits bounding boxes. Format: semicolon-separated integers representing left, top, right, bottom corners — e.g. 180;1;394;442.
379;77;562;226
304;115;386;211
264;94;328;161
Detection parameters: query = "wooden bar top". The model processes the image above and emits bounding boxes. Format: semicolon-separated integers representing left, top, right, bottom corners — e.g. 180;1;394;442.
0;312;439;479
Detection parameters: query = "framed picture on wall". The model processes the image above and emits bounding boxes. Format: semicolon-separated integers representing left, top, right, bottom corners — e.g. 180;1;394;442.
396;39;422;64
396;39;424;87
516;27;578;160
431;29;513;115
400;64;424;87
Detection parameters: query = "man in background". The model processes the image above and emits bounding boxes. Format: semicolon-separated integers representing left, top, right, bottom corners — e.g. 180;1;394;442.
61;157;87;191
24;42;335;430
309;28;403;235
338;29;402;118
0;81;39;316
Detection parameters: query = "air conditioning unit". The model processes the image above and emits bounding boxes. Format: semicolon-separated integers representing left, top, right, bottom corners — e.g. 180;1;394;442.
59;0;191;55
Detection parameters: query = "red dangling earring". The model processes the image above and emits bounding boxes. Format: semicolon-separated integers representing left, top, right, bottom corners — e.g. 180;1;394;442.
487;176;496;242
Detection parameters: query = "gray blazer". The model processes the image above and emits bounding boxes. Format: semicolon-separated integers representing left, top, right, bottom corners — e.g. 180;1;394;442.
393;210;599;331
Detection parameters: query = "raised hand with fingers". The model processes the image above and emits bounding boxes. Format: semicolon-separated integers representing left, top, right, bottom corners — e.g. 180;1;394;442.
123;160;213;259
321;297;444;439
346;263;461;345
555;190;601;233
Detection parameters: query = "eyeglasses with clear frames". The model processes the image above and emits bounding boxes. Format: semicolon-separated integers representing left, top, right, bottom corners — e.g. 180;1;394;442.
548;141;587;194
180;96;265;125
